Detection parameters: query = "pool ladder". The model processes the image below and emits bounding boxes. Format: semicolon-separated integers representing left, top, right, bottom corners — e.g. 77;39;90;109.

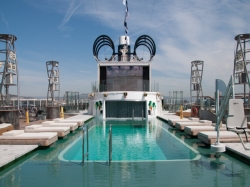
109;124;112;166
82;124;89;166
82;124;112;166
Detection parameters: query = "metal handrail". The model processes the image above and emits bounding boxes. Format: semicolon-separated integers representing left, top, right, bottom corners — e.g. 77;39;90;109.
216;76;234;125
82;124;89;166
215;76;234;144
142;110;144;121
109;124;112;166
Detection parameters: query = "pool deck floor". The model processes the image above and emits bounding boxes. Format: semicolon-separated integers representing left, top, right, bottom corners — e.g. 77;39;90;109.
1;111;250;169
0;111;94;169
0;145;38;168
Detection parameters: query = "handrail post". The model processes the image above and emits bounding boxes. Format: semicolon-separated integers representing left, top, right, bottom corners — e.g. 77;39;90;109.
109;124;112;166
142;110;143;121
87;124;89;160
82;127;85;166
132;110;134;120
216;89;220;144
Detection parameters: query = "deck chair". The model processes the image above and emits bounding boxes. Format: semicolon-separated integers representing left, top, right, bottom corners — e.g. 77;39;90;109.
227;99;250;150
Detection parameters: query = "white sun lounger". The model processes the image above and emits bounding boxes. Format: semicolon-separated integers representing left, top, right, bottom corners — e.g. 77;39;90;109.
53;118;84;127
226;99;250;149
0;123;14;135
42;121;78;131
0;130;57;146
197;99;250;147
25;125;70;137
168;117;199;126
198;131;247;145
184;124;227;136
175;120;212;130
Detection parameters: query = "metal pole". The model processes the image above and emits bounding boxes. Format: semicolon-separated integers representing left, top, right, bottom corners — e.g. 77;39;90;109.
87;124;89;160
82;127;85;166
109;124;112;166
132;110;134;120
142;109;143;121
216;89;220;144
244;40;246;107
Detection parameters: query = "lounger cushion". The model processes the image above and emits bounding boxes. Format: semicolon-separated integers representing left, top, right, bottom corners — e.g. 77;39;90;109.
188;117;199;121
0;123;12;129
42;123;78;131
2;130;24;136
199;131;239;138
184;125;227;136
199;120;212;124
42;121;55;125
175;121;212;130
0;132;57;139
53;119;83;126
168;118;200;126
25;126;69;131
43;122;77;126
25;125;43;129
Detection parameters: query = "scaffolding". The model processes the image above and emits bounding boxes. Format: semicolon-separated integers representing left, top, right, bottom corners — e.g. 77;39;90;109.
0;34;19;109
233;34;250;108
46;61;60;106
190;60;204;107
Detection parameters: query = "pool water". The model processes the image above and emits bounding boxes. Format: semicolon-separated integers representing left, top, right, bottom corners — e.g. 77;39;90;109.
60;120;199;161
1;118;250;187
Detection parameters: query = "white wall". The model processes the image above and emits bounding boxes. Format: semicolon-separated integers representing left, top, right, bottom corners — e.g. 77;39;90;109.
88;91;163;118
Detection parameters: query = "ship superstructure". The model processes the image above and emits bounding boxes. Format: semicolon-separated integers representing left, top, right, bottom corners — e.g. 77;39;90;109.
88;34;163;119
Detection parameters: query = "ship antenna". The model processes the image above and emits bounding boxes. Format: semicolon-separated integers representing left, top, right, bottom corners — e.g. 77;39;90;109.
123;0;129;45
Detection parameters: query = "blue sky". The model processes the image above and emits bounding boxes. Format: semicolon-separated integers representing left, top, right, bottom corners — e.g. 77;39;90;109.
1;0;250;97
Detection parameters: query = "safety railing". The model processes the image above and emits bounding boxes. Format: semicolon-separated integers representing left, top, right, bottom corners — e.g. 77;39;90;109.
109;124;112;166
82;124;89;166
216;76;234;126
215;75;234;144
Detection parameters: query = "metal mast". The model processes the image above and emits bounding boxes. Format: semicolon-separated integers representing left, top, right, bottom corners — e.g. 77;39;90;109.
46;61;60;106
190;60;204;106
233;34;250;107
0;34;18;109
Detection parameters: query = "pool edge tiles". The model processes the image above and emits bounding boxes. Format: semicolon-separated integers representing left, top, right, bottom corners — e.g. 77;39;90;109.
58;120;201;162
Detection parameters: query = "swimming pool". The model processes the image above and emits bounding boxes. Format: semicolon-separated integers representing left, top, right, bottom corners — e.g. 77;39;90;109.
59;119;199;162
1;118;250;187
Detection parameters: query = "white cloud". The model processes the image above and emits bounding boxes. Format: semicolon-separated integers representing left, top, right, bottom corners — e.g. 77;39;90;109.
1;12;9;29
57;0;82;31
21;0;250;97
